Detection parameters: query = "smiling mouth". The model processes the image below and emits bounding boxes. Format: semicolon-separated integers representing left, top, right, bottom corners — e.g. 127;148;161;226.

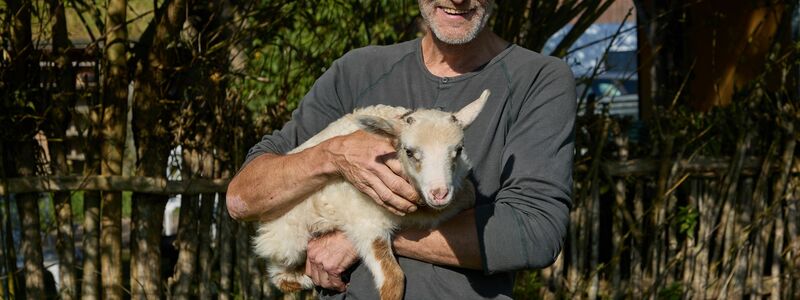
440;7;474;16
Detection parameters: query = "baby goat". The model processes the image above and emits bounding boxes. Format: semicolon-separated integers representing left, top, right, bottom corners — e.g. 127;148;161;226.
253;90;490;300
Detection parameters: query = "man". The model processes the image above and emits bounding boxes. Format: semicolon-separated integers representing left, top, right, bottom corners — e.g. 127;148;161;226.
226;0;575;298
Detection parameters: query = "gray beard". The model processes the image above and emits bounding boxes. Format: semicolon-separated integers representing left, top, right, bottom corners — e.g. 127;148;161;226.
425;4;493;45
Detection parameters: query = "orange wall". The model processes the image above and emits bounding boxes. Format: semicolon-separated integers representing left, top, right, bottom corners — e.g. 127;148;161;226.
595;0;637;24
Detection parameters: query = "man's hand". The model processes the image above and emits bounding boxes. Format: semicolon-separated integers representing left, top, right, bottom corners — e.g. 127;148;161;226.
305;231;359;292
324;130;420;215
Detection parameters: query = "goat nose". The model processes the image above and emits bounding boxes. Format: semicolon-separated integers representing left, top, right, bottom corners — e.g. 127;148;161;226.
430;187;449;201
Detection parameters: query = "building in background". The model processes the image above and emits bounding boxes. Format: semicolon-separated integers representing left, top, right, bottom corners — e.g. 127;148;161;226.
546;0;639;120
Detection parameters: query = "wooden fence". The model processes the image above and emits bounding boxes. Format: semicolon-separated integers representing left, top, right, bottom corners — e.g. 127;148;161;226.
0;174;284;299
1;132;797;299
531;116;800;299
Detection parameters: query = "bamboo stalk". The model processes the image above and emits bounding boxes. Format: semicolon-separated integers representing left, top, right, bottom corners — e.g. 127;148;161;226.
588;172;601;300
610;120;629;298
692;179;712;299
81;191;101;299
771;210;785;300
682;179;697;297
169;193;199;299
130;194;165;299
567;171;584;298
587;116;610;300
217;195;235;300
630;180;645;297
787;159;799;300
0;201;7;299
18;193;46;299
769;133;795;299
6;147;47;299
731;178;754;298
0;146;16;298
53;192;77;299
248;233;265;299
543;253;564;299
0;144;14;298
665;184;679;289
612;174;627;298
197;193;215;300
715;132;751;298
750;137;781;297
648;136;674;297
236;222;252;299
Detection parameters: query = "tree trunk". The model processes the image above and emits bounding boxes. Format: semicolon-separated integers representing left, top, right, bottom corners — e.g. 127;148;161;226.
128;0;186;298
100;0;128;298
82;72;104;300
4;0;46;297
46;0;78;298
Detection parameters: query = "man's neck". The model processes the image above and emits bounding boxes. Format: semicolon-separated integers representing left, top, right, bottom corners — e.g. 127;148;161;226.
421;29;509;78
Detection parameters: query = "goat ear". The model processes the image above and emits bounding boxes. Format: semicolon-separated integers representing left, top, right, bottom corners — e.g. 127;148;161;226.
356;115;399;138
454;89;490;128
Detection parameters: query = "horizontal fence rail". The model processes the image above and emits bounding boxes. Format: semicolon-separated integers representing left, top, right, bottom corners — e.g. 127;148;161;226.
602;157;766;176
0;175;230;195
4;157;786;196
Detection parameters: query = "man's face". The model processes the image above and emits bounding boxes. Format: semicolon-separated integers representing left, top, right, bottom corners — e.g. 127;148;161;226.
418;0;494;45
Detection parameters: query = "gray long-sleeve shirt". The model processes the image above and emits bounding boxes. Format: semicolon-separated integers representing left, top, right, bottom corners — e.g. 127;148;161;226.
244;38;576;299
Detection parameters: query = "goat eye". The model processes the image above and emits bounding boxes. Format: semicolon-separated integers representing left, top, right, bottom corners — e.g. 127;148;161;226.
405;148;414;158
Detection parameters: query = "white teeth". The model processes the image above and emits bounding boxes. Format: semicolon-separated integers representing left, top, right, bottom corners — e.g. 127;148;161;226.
441;7;470;15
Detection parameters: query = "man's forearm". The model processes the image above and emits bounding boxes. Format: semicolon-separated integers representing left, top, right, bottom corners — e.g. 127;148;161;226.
226;145;335;221
393;209;483;270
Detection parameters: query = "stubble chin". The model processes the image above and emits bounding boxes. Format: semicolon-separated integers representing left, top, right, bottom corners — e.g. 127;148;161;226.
420;3;493;45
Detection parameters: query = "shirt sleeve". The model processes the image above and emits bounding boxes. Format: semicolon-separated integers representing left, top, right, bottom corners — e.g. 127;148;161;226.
475;58;576;273
241;58;350;168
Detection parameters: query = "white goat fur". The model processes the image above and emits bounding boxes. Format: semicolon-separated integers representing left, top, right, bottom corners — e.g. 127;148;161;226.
253;90;490;299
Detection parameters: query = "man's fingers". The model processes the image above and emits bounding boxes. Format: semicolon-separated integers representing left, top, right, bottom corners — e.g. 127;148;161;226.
306;261;320;286
327;273;346;291
309;262;345;291
366;176;417;214
375;163;420;205
384;158;405;177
